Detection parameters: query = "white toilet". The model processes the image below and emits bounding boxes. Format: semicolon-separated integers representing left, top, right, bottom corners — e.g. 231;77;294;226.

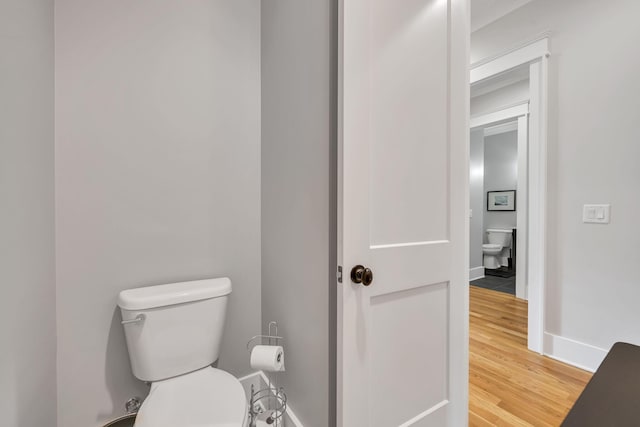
482;229;513;269
118;278;249;427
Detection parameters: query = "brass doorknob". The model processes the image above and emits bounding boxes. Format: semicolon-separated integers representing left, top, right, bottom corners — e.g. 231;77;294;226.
351;265;373;286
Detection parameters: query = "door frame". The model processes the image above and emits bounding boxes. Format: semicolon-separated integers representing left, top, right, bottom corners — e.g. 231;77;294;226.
470;36;549;354
470;102;529;301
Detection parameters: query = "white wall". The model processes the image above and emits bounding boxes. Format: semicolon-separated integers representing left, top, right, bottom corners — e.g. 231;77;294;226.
483;131;518;236
0;1;56;426
261;0;336;425
473;0;640;366
469;130;485;270
55;1;261;426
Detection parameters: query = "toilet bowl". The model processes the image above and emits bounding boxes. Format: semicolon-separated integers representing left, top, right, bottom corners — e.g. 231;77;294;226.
118;278;248;427
482;229;513;269
482;244;503;269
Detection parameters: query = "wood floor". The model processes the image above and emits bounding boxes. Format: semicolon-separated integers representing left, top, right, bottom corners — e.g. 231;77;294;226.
469;286;592;427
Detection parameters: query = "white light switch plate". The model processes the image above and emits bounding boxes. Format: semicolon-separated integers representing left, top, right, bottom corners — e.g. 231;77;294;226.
583;204;610;224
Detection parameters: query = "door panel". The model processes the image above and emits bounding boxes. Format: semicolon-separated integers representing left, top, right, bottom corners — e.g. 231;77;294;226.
371;283;449;427
371;242;450;297
370;0;449;246
338;0;469;425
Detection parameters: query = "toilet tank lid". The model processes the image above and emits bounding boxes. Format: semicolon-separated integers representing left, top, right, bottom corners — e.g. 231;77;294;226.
118;278;232;310
486;228;513;233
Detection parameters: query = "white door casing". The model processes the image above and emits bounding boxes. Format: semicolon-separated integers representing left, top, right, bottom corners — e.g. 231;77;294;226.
516;114;529;300
337;0;469;426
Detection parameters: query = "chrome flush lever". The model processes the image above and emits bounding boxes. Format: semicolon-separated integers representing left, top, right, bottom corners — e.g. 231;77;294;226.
121;314;146;325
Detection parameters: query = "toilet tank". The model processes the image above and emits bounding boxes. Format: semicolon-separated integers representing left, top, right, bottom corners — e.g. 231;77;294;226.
487;228;513;247
117;278;231;382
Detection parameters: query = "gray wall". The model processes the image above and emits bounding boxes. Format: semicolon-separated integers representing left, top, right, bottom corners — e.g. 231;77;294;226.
0;1;56;426
469;130;485;269
473;0;640;352
483;131;518;235
261;0;336;426
54;1;261;426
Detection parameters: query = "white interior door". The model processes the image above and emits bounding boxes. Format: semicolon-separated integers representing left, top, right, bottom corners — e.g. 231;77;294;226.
337;0;469;426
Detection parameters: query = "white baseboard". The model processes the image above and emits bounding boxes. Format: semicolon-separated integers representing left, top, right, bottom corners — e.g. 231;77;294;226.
543;332;608;373
469;266;485;281
238;371;263;399
239;371;304;427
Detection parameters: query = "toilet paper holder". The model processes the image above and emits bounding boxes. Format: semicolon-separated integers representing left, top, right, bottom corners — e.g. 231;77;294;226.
246;321;284;352
247;321;287;427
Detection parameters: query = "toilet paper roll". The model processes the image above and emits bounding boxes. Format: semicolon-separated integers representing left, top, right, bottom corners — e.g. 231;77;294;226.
250;345;285;372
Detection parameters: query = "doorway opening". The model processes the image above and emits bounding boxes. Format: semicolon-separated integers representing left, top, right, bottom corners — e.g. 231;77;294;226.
467;38;572;426
469;37;549;353
469;102;528;299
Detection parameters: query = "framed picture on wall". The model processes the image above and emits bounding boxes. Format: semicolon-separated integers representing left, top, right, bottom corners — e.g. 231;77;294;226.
487;190;516;211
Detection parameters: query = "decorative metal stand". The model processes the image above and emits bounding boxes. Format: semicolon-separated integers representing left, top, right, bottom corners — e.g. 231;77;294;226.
249;384;287;426
247;322;287;426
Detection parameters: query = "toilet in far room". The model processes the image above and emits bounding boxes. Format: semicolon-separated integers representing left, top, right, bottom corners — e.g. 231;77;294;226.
482;229;513;269
118;278;249;427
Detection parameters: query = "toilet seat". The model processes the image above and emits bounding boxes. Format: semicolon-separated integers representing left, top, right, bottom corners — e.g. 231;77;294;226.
134;367;248;427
